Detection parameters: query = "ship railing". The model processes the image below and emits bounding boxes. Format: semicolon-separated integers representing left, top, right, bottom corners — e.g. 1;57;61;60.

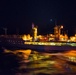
24;41;76;46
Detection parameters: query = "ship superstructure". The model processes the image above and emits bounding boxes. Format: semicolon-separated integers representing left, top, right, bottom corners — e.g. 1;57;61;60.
22;24;73;42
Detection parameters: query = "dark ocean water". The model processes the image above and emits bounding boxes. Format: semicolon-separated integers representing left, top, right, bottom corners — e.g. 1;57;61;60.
0;49;76;75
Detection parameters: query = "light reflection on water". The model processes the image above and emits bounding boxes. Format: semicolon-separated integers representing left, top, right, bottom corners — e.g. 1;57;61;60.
0;49;76;75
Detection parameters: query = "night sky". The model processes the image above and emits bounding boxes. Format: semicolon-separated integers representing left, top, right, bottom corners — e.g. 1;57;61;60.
0;0;76;36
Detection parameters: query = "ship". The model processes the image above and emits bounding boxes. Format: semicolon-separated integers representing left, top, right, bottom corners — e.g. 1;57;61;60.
0;24;76;53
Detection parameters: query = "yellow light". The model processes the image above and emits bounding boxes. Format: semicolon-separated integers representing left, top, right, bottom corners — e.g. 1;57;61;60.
61;25;63;29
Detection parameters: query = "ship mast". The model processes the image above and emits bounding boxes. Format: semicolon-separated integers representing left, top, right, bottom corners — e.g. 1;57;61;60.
3;27;7;36
32;23;37;41
54;25;63;41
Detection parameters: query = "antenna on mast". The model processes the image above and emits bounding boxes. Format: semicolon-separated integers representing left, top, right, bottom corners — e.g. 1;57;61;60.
55;18;57;26
32;23;34;29
2;27;7;36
